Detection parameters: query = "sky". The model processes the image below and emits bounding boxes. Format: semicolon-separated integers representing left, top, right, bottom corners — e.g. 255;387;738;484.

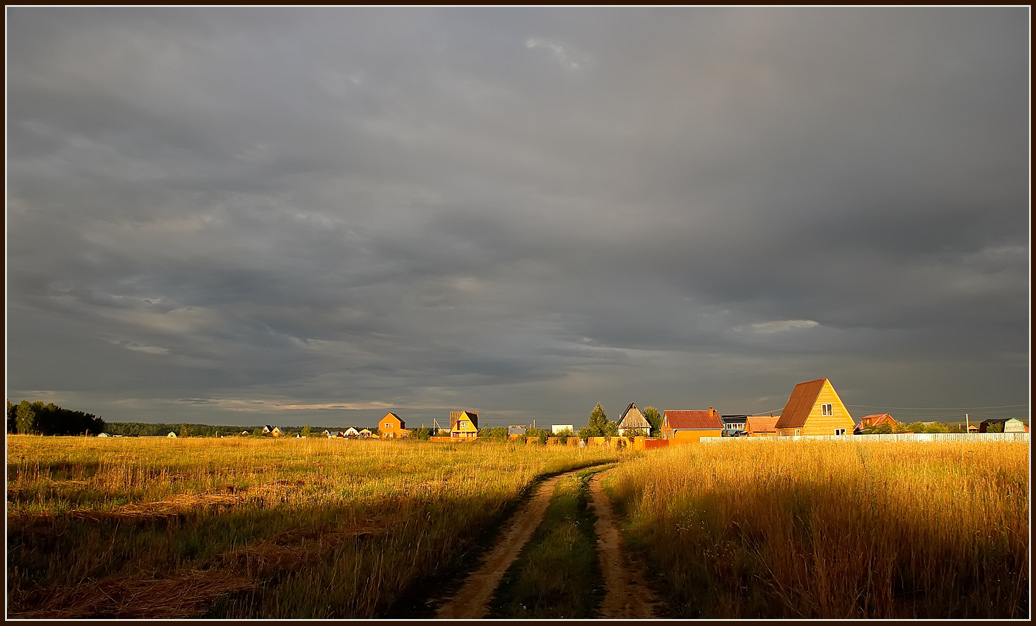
6;7;1030;429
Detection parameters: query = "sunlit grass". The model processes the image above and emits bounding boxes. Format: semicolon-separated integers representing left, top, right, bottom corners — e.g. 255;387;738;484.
605;440;1029;619
7;435;620;618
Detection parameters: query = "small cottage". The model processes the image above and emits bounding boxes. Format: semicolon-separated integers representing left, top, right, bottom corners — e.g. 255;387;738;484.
854;413;897;434
380;413;408;439
743;415;779;437
661;408;724;442
167;432;177;438
508;425;527;439
775;378;855;437
344;427;360;437
979;418;1026;434
450;411;479;439
617;403;651;436
720;414;748;435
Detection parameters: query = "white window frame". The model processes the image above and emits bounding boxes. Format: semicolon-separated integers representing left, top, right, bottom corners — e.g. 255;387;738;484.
821;403;833;416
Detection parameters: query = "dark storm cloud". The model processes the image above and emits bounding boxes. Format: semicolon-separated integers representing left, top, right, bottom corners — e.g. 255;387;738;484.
6;7;1028;427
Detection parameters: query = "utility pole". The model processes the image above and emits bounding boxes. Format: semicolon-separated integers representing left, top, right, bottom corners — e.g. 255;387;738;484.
965;413;970;434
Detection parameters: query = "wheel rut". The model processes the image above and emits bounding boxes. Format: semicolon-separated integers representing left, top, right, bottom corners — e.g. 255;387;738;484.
434;471;571;619
590;468;660;619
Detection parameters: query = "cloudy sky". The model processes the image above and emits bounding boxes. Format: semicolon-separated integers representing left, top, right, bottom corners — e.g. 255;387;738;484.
6;7;1029;429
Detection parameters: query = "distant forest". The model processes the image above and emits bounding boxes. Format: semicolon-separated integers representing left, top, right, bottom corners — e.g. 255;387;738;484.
7;400;105;436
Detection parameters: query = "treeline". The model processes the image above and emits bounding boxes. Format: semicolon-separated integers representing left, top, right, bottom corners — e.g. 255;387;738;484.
104;423;364;437
6;400;106;436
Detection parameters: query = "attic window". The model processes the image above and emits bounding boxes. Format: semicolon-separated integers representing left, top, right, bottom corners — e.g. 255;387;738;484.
821;403;833;416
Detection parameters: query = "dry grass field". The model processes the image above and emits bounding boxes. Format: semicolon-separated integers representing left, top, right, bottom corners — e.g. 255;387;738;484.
604;440;1029;619
6;435;620;618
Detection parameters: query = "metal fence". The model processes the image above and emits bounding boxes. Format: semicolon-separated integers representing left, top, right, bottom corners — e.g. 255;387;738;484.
701;432;1029;444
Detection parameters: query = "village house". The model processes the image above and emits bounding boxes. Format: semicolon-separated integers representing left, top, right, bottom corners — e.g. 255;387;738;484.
617;402;651;436
450;411;479;439
720;414;748;436
854;413;897;434
358;428;373;438
551;424;574;435
508;425;527;440
979;418;1026;433
775;378;855;437
379;412;409;439
743;414;779;437
343;427;360;437
661;408;724;442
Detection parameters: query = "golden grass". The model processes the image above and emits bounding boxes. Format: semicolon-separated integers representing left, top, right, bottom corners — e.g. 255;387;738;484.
7;435;620;618
605;440;1029;619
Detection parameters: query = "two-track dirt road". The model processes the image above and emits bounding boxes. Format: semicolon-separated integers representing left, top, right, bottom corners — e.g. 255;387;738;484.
434;466;659;619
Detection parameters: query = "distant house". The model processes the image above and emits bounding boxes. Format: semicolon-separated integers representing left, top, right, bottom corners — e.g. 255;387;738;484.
270;427;283;437
854;413;897;434
775;379;855;437
167;432;177;438
720;415;748;436
241;430;250;436
344;427;360;437
262;425;273;434
508;425;527;439
380;413;408;439
97;432;109;438
661;408;724;442
743;415;779;437
617;403;651;436
358;428;372;438
450;411;479;439
967;425;979;433
979;418;1026;434
551;424;574;435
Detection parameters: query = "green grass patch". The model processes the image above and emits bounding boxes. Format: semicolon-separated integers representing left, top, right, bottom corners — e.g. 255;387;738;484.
486;468;606;619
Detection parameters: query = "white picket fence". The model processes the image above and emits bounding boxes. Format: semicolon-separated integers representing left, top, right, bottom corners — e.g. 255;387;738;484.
701;432;1029;444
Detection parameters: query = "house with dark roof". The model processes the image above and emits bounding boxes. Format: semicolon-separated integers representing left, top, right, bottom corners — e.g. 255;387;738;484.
379;412;409;439
720;414;748;436
451;411;479;439
854;413;897;434
775;378;855;437
744;414;779;437
979;418;1026;433
661;407;724;442
617;402;651;436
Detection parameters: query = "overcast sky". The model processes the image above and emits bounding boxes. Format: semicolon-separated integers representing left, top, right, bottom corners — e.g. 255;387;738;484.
6;7;1030;429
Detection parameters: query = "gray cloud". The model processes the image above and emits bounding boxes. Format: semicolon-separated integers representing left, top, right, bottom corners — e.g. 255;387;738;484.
6;7;1029;428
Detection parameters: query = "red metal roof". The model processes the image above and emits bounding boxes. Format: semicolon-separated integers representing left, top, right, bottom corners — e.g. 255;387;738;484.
664;408;723;430
774;379;827;430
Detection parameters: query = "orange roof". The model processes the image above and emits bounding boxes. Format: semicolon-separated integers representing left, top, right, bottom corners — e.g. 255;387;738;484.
744;415;779;434
664;408;723;430
774;379;827;429
857;414;896;428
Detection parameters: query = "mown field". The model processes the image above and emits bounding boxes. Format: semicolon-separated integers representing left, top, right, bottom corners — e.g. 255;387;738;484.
605;440;1030;619
6;435;620;618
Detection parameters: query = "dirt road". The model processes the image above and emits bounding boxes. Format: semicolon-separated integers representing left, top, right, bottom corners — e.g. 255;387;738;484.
590;470;661;619
434;471;569;619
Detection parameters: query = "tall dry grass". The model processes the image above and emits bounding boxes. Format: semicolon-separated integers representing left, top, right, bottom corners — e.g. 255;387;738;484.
605;440;1029;619
6;435;620;618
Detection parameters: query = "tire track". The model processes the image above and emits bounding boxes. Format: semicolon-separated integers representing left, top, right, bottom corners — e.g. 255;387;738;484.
434;471;573;619
590;469;660;619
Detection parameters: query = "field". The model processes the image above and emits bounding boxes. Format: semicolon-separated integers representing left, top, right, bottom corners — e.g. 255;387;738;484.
604;440;1030;619
6;435;1030;619
6;435;619;618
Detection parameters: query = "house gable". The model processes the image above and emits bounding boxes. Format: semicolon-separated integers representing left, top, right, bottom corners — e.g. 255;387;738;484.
617;403;650;431
775;379;854;436
450;411;479;437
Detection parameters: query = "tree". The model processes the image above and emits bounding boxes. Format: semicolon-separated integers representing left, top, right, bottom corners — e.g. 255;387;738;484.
411;426;432;440
986;422;1004;433
924;422;949;434
581;403;617;438
252;428;263;437
301;424;312;438
643;406;662;437
16;401;37;434
875;422;894;435
625;427;647;442
8;400;18;433
179;423;195;438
